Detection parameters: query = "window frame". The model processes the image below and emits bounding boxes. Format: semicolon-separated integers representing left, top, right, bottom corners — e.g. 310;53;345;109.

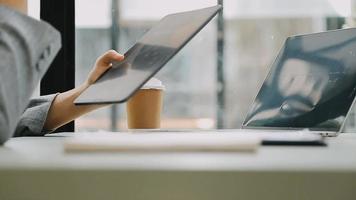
40;0;75;132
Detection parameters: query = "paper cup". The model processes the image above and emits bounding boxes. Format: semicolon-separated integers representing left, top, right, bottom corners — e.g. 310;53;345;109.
126;78;164;129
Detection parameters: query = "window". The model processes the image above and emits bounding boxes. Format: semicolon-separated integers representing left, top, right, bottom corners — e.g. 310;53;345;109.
74;0;356;132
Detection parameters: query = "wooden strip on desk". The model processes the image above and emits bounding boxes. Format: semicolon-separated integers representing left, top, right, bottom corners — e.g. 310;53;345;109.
64;132;261;153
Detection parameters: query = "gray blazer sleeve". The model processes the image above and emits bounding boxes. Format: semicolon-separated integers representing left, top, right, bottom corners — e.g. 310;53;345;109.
13;94;58;137
0;6;61;144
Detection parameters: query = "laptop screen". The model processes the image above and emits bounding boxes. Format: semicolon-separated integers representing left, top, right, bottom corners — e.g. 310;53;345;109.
243;28;356;132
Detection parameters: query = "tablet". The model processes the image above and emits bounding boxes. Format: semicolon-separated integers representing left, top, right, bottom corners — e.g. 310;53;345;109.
74;5;222;105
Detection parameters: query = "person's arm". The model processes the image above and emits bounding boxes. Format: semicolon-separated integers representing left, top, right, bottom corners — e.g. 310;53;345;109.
0;5;61;143
43;50;124;131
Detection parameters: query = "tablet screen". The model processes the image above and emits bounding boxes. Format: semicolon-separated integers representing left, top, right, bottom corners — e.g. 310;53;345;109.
74;5;221;104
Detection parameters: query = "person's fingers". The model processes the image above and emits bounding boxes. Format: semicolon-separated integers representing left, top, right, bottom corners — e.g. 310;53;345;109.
87;50;124;84
98;50;124;66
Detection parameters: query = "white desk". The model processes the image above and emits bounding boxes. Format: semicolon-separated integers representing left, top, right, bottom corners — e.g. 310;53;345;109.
0;133;356;200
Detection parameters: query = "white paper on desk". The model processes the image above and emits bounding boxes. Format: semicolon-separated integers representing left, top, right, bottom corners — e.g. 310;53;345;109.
64;132;261;152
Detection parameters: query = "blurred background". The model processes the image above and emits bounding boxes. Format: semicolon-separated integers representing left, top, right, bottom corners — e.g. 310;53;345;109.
28;0;356;132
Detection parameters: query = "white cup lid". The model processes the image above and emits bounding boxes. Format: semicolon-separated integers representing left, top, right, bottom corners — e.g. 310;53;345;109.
141;78;165;90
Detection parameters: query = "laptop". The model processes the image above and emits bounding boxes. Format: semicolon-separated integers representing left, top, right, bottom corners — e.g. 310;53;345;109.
74;5;222;104
241;28;356;137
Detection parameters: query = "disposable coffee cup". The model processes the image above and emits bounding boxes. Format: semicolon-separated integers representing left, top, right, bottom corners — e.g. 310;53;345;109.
126;78;165;129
